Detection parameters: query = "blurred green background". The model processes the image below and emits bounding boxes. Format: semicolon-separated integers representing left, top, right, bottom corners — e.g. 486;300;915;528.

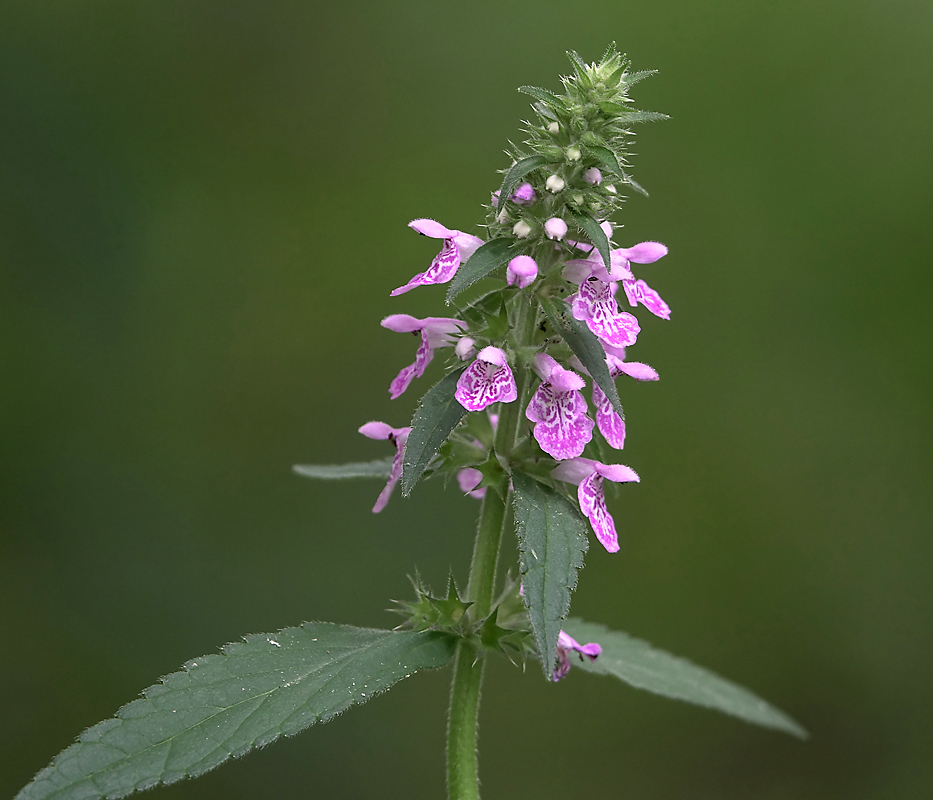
2;1;932;797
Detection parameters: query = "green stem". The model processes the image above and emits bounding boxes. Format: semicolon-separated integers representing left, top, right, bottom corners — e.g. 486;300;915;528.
446;294;540;800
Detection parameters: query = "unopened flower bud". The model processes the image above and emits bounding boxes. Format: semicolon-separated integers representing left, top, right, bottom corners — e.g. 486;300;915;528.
600;220;613;239
455;336;476;361
544;217;568;240
513;220;532;238
604;184;617;194
491;190;500;208
506;255;538;289
511;182;537;205
566;146;581;162
583;167;603;185
546;174;565;193
496;209;509;224
547;121;560;135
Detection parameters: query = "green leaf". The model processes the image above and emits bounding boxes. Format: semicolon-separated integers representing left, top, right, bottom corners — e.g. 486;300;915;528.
401;367;468;496
446;238;524;303
586;144;625;178
492;154;549;213
512;471;589;680
518;85;567;111
570;211;611;274
618;110;670;123
292;459;392;480
539;295;625;422
621;171;649;198
619;69;658;88
16;623;457;800
563;618;808;738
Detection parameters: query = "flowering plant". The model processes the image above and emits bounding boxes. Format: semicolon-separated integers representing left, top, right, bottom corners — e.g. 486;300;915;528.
15;46;804;800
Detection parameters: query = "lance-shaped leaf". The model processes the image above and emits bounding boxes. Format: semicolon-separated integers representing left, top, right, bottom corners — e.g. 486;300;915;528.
562;618;807;738
540;295;625;421
401;367;467;496
570;211;611;274
619;69;658;88
492;154;548;212
512;471;589;679
446;238;525;303
292;459;393;480
16;623;457;800
518;85;568;112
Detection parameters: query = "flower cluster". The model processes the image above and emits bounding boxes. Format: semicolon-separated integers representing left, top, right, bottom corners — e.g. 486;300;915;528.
359;46;669;678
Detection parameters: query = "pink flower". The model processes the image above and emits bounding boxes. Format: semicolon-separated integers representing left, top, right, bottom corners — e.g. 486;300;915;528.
553;630;602;681
506;255;538;288
551;457;640;552
491;182;538;208
358;421;412;513
391;219;484;296
582;167;603;185
564;268;641;349
544;217;568;240
381;314;467;399
525;353;594;460
455;346;518;412
457;467;485;500
590;350;659;450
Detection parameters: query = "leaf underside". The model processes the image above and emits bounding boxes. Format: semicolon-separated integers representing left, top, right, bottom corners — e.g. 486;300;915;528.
539;295;625;421
512;472;589;679
446;237;524;303
563;618;807;738
292;459;393;480
401;367;468;496
16;623;456;800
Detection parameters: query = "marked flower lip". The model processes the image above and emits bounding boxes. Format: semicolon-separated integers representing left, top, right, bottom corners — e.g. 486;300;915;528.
391;219;484;296
455;346;518;412
525;354;593;460
358;421;412;513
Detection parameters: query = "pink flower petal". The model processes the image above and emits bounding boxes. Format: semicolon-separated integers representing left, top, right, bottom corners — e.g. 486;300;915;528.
592;382;626;449
359;421;395;440
622;278;670;320
525;382;594;460
617;241;668;264
388;332;433;399
617;361;659;381
455;350;518;411
453;232;484;261
457;467;486;499
391;236;462;296
409;218;456;238
595;463;640;484
553;630;602;680
380;314;422;333
358;423;411;513
571;277;641;347
578;471;619;552
551;457;597;485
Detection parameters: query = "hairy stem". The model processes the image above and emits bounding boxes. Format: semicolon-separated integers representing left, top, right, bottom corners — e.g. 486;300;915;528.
446;293;540;800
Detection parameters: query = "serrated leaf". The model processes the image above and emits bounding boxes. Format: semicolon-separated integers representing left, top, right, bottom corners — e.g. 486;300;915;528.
586;144;625;178
619;69;658;88
446;238;524;303
621;171;649;198
292;459;393;480
539;295;624;422
401;367;467;496
570;211;611;274
16;623;457;800
597;99;629;115
563;618;807;738
512;471;589;679
518;85;567;111
618;110;670;123
492;154;549;214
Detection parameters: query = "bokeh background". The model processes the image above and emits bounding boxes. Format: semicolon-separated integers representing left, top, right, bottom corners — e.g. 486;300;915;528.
3;1;932;797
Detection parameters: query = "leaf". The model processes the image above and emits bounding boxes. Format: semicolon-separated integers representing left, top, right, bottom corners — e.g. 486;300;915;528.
586;144;625;177
562;618;808;738
401;367;468;496
570;211;611;274
492;154;549;214
16;623;457;800
292;459;393;480
518;85;567;111
446;238;524;303
619;69;658;88
618;110;670;123
512;472;589;680
539;295;624;421
621;171;649;198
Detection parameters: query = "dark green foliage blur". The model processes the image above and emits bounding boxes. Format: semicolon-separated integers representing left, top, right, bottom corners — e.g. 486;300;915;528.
2;1;931;797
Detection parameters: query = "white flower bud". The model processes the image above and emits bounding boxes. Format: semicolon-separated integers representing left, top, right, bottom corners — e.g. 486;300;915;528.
512;220;532;238
546;174;565;193
547;121;560;135
496;209;509;224
455;337;476;361
544;217;568;240
583;167;603;185
565;146;581;162
604;184;617;194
